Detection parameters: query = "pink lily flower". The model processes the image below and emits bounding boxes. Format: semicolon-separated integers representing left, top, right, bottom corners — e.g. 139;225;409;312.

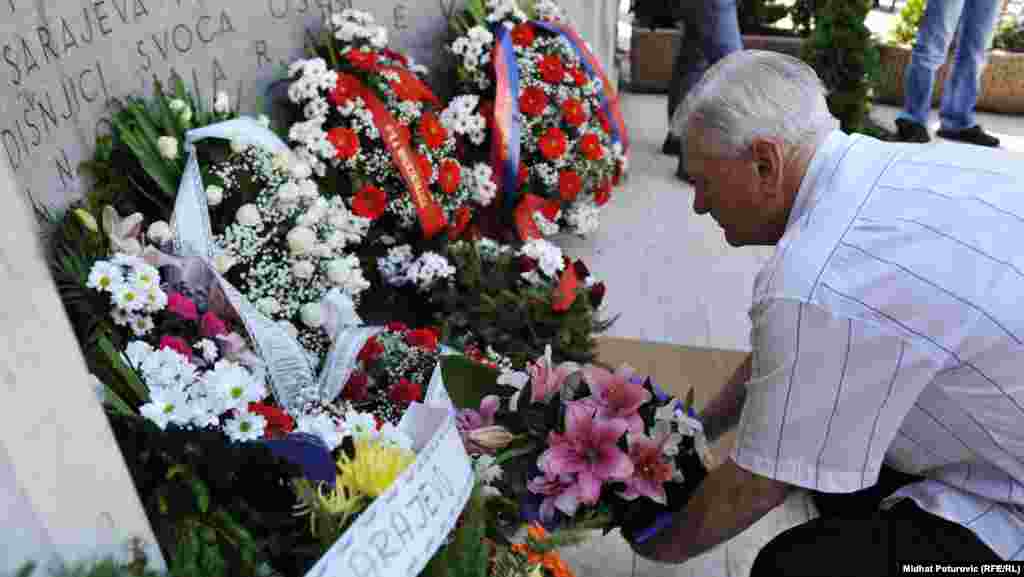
538;403;633;505
456;395;501;454
579;364;651;433
527;473;581;521
619;430;679;504
527;344;579;404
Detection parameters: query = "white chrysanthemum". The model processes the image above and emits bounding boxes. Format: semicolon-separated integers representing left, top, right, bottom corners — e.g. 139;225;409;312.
112;284;146;312
139;386;191;430
377;244;415;287
326;255;370;295
194;339;220;364
405;252;455;291
87;260;123;293
468;163;497;206
565;200;601;236
129;314;155;337
183;394;221;429
224;410;267;443
520;238;565;279
296;412;346;451
202;360;266;414
147;221;173;244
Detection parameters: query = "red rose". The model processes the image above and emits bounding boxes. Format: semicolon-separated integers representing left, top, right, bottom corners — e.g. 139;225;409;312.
159;336;192;361
571;67;588;87
342;371;370;402
511;23;535;47
389;378;422;405
200;311;228;338
573;259;591;280
439;159;461;194
329;73;362;106
385;321;408;332
167;292;199;322
518;87;548;118
327;127;360;160
352;184;387;220
357;337;385;364
519;255;538;273
418;113;448;149
589;281;607;309
405;328;439;351
560;98;587;127
538;54;565;84
248;403;295;439
541;199;561;221
538;127;568;160
580;133;604;161
415;153;434;182
558;170;583;202
449;206;472;240
346;49;378;71
594;179;612;206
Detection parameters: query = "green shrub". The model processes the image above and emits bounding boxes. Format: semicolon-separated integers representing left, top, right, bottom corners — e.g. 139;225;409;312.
994;16;1024;53
890;0;927;46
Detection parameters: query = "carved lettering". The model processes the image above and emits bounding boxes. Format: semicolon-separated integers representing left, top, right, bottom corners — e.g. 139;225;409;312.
22;94;40;146
4;44;20;86
60;75;78;120
370;530;400;565
38;91;57;135
2;129;22;170
268;0;288;19
254;40;271;68
196;15;214;43
92;0;112;37
393;4;409;31
172;23;192;53
55;147;74;188
36;27;59;64
211;57;227;100
391;510;414;547
20;36;40;80
348;551;381;577
60;17;80;54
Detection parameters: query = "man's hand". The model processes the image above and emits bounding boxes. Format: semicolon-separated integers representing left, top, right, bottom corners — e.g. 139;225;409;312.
625;459;792;565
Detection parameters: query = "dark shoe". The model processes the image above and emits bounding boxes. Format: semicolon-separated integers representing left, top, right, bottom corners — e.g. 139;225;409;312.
894;118;930;143
662;134;681;155
936;125;1000;148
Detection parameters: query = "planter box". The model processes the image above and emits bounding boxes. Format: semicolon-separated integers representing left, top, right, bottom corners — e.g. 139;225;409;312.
629;28;682;93
875;43;1024;115
742;34;805;58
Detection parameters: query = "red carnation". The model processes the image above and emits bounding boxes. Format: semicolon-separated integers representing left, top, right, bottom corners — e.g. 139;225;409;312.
519;87;548;118
352;184;388;220
342;371;370;402
538;54;566;84
159;336;192;361
595;179;612;206
560;98;587;127
580;133;604;161
329;73;363;105
357;336;385;364
449;206;472;240
200;311;228;338
386;321;409;332
541;199;561;221
439;159;462;194
415;153;434;182
167;292;199;322
389;378;422;405
558;170;583;202
346;49;378;71
539;127;569;160
512;23;535;47
248;403;295;439
571;67;588;87
418;113;448;149
405;328;439;351
327;127;360;160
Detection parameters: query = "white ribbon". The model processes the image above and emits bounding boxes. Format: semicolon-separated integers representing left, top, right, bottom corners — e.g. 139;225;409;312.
170;118;475;575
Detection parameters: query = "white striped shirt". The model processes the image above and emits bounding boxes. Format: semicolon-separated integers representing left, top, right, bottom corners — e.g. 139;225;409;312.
732;130;1024;560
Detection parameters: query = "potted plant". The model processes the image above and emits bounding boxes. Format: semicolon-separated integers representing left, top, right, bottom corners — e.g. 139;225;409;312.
628;0;685;92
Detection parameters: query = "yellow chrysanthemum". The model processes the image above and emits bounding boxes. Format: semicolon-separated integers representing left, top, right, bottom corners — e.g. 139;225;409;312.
336;438;416;498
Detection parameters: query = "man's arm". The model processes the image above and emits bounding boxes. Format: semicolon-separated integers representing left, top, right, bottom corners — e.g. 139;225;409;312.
699;353;751;443
631;458;791;564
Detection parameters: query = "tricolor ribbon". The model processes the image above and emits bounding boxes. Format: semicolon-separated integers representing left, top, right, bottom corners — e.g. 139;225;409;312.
491;25;522;214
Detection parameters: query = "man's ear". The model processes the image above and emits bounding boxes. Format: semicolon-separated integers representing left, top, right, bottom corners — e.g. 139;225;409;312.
750;137;785;191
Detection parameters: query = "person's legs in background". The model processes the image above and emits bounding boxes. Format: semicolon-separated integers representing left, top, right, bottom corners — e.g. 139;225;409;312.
935;0;1002;147
895;0;965;143
664;6;706;154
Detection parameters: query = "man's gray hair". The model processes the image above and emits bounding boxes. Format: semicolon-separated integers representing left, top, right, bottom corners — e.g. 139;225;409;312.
674;50;839;160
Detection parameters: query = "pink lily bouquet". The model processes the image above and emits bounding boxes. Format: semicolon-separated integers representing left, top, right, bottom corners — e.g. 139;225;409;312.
453;345;711;540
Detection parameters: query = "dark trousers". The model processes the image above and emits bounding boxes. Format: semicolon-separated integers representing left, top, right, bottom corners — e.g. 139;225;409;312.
750;467;1001;577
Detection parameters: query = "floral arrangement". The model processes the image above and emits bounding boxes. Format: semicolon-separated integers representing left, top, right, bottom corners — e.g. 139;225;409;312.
453;348;710;538
447;0;629;239
284;9;498;241
338;322;443;424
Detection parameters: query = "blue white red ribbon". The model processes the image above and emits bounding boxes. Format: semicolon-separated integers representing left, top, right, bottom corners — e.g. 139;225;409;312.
491;25;522;213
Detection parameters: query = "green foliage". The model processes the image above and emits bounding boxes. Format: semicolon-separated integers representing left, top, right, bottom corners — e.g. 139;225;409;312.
994;16;1024;53
788;0;816;37
15;542;162;577
425;487;492;577
738;0;790;34
442;355;503;410
890;0;927;46
802;0;881;134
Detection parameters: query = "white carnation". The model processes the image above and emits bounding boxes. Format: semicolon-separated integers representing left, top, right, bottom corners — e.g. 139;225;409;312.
157;136;179;160
206;185;224;207
235;204;262;227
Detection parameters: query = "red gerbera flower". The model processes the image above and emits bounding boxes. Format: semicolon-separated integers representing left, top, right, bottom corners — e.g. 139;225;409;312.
449;206;472;240
439;159;461;194
405;328;439;351
352;184;388;220
518;161;530;189
512;23;536;47
341;372;370;402
418;113;448;149
329;73;363;106
248;403;295;439
561;98;587;127
386;321;408;332
558;170;583;202
415;153;434;182
580;133;604;161
538;54;566;84
357;336;385;363
571;67;588;87
327;127;360;160
346;49;378;71
389;378;423;405
594;179;612;206
519;87;548;118
539;127;568;160
597;109;612;134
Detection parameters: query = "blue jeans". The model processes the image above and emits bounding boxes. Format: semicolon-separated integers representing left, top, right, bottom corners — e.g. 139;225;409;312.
898;0;1001;131
667;0;744;122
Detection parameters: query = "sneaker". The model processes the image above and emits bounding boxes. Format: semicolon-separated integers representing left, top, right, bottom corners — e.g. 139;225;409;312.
936;125;1000;148
662;134;681;155
894;118;930;143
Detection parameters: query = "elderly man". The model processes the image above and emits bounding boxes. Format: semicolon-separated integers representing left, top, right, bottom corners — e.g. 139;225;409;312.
631;50;1022;574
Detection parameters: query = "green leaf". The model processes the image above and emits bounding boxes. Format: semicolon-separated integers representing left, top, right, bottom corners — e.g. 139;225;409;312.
189;478;210;514
440;355;501;410
97;335;148;405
